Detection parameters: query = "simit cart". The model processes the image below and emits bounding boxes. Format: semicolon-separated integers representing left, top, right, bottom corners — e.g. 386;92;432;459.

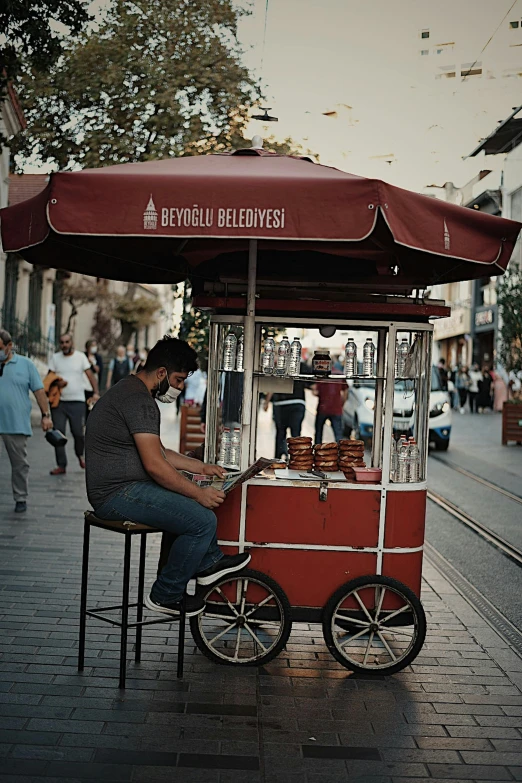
1;143;520;675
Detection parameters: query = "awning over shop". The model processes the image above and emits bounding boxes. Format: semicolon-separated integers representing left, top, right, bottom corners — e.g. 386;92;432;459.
1;149;520;289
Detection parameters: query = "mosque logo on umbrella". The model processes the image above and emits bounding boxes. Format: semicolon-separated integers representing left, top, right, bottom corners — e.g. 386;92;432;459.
143;195;158;230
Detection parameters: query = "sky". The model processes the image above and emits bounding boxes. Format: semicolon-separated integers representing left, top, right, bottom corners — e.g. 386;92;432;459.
237;0;522;193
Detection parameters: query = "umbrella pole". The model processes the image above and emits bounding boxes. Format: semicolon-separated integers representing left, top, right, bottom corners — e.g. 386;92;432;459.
240;240;257;469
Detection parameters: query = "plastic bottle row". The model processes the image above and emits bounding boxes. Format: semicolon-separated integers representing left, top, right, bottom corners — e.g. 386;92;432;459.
390;436;420;483
223;331;411;379
222;332;244;372
218;426;241;469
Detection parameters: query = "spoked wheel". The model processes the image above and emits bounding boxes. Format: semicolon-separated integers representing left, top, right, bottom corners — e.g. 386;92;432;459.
190;568;292;666
322;575;426;675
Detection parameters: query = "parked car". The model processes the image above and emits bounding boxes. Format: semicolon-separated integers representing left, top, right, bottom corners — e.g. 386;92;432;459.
342;366;452;451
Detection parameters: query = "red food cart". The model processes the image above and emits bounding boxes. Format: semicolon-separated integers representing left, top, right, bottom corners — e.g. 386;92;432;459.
1;144;519;675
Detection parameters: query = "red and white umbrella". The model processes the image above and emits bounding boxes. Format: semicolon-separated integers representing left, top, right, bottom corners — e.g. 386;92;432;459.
1;149;520;286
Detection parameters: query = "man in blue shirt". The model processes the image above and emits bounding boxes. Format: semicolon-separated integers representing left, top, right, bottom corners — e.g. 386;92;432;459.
0;329;53;513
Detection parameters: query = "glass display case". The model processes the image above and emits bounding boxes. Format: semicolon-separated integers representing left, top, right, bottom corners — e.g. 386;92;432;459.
205;316;433;487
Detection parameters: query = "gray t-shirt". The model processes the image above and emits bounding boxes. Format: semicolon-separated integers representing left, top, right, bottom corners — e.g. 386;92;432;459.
85;375;160;508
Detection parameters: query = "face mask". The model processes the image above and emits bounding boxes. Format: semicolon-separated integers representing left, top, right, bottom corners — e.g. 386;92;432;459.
0;350;8;362
90;346;97;354
155;375;182;404
127;350;134;357
139;352;146;361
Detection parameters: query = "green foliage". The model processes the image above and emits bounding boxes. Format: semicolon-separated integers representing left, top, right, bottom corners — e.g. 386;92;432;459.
113;294;159;329
0;0;89;102
497;266;522;372
176;281;210;369
12;0;260;169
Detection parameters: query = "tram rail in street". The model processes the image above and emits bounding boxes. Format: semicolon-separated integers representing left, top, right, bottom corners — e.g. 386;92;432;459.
429;454;522;504
427;488;522;568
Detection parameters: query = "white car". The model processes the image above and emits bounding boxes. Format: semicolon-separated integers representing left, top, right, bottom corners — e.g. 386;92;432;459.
342;366;452;451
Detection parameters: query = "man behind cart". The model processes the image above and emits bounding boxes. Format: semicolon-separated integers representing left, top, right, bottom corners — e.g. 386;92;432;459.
84;335;250;617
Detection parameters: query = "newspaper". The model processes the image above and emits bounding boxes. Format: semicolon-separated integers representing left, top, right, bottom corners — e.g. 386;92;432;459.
181;457;274;495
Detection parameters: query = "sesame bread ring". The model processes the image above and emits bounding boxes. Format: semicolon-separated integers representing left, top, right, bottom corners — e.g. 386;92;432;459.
287;436;312;445
314;442;338;452
339;439;364;448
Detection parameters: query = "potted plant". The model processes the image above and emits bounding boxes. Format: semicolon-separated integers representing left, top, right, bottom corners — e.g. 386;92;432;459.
497;266;522;444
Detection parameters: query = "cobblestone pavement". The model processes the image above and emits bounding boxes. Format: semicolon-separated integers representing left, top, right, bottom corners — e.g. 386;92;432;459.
1;432;522;782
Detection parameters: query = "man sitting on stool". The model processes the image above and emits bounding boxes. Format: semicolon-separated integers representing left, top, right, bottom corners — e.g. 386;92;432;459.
85;336;250;617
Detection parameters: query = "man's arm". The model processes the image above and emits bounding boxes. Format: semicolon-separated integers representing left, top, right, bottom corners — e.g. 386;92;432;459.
34;389;53;431
85;367;99;396
133;433;225;509
163;447;226;477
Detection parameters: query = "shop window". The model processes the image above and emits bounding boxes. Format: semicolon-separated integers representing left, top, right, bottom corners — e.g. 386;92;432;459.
510;20;519;28
420;49;429;56
421;29;430;38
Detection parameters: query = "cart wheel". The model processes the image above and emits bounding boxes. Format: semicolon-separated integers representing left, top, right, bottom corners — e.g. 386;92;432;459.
190;568;292;666
322;575;426;676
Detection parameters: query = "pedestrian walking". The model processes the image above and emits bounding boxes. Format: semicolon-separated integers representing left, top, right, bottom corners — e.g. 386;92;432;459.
48;333;99;475
264;370;307;459
477;367;493;413
106;345;134;388
492;366;509;411
85;335;250;617
455;365;470;414
437;357;449;390
468;363;483;414
312;375;347;444
133;347;149;374
84;339;103;417
0;328;54;512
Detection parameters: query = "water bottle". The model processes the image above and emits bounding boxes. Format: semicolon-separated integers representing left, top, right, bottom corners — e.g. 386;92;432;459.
408;439;420;482
344;338;357;378
229;428;241;469
223;332;237;371
362;337;375;377
218;427;232;466
390;437;398;482
288;337;302;376
396;338;409;377
398;437;409;483
275;335;291;376
262;336;275;375
236;335;244;371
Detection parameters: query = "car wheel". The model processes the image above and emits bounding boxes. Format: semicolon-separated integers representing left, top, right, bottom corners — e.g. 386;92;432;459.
435;440;449;451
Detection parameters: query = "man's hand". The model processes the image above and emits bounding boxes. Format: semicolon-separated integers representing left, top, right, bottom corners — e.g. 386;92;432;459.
91;393;100;403
197;487;226;509
56;379;68;388
200;463;227;478
41;417;53;432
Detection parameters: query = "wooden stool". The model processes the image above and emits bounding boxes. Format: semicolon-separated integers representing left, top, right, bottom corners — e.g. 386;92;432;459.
78;512;187;688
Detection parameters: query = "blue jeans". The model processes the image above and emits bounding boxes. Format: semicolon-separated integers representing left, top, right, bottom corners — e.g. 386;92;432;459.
94;481;223;603
315;413;343;443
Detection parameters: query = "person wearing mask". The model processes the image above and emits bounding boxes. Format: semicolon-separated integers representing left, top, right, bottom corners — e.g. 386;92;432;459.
0;329;54;512
48;333;99;475
468;363;483;414
85;336;250;617
455;366;470;414
84;340;103;416
133;347;149;374
127;343;138;367
106;345;134;389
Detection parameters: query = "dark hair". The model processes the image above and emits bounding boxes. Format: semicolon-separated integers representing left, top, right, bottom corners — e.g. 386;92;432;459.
439;358;446;365
144;335;198;375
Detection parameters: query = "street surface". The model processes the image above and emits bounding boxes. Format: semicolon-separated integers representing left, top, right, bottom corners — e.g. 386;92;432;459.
0;404;521;782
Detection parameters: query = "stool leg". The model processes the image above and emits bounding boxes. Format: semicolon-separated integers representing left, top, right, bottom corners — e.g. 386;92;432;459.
177;592;186;679
78;519;90;672
119;532;132;689
135;533;147;663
